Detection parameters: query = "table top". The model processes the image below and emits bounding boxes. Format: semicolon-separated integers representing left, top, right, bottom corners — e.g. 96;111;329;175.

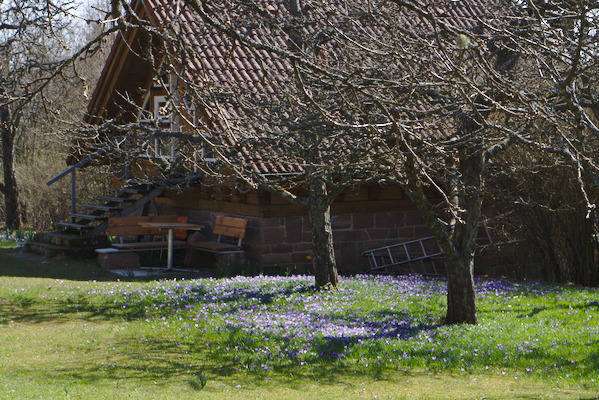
138;222;205;230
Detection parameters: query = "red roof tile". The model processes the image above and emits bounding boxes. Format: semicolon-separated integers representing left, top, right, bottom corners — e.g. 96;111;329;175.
89;0;501;174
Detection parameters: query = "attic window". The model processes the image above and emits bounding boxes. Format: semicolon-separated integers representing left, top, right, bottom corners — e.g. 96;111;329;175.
152;74;170;90
138;94;175;160
201;135;217;162
139;95;172;127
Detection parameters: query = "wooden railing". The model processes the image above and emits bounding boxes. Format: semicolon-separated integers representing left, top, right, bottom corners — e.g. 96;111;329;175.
46;147;109;222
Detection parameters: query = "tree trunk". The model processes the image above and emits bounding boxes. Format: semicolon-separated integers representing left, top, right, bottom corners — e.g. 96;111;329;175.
0;97;21;230
307;179;339;289
443;147;485;325
444;252;477;324
395;130;481;324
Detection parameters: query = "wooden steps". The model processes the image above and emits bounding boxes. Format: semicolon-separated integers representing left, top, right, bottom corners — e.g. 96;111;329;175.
55;222;95;231
70;213;108;221
96;196;137;203
26;185;165;257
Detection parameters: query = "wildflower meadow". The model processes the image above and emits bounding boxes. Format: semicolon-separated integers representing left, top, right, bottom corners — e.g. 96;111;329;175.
78;275;599;379
1;263;598;399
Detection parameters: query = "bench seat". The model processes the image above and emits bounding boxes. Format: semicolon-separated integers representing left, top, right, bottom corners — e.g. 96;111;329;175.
188;241;243;253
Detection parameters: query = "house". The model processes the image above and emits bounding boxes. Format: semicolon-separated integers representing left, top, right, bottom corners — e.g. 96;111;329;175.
38;0;504;275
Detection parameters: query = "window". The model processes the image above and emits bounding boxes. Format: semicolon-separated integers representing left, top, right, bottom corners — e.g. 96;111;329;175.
200;133;217;162
138;94;175;159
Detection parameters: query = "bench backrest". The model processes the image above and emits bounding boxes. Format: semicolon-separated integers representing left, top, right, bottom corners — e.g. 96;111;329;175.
107;215;178;236
213;215;248;246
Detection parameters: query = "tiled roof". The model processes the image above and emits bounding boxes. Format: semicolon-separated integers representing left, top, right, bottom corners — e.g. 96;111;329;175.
91;0;502;174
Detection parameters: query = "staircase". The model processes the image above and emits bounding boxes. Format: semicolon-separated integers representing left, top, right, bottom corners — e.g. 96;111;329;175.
26;185;164;258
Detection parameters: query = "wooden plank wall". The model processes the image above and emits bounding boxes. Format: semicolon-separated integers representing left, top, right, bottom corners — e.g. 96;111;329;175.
156;183;435;218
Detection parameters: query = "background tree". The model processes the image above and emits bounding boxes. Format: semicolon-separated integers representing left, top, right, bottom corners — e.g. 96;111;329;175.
0;0;116;229
488;0;599;284
1;0;76;228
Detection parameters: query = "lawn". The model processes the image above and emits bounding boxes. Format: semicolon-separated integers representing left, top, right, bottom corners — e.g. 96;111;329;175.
0;241;598;399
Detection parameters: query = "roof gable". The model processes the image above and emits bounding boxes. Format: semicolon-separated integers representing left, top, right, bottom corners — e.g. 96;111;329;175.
85;0;503;174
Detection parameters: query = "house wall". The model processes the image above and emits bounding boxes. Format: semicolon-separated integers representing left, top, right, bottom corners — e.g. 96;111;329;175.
155;184;435;273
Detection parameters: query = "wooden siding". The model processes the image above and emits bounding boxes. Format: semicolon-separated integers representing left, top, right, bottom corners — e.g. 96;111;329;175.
155;184;427;218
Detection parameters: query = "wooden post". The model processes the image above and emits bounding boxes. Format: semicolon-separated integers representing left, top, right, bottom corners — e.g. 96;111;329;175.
167;228;174;269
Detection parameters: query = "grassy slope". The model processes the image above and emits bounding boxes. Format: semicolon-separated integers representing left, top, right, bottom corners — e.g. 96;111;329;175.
0;246;598;399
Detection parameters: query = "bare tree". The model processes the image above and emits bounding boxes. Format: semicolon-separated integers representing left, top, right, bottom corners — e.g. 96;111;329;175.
74;0;597;321
80;0;518;318
178;0;597;319
0;0;117;229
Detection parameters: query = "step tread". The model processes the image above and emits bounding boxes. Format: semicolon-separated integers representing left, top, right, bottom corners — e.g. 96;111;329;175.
112;186;152;194
71;213;108;220
27;242;71;250
96;196;136;203
83;204;123;211
56;222;95;230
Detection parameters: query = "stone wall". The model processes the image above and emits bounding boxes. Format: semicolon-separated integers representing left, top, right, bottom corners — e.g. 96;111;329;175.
158;204;432;273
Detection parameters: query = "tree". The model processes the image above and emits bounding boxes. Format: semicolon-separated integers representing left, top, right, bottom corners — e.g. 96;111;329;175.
78;0;597;321
495;0;599;283
1;1;71;228
84;0;385;289
0;0;116;229
83;0;517;316
180;0;587;322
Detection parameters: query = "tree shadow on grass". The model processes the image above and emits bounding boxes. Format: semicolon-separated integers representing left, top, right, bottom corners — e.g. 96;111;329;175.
5;269;598;388
0;248;204;282
41;334;395;390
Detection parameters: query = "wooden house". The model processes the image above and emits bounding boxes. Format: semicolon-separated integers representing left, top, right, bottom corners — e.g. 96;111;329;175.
35;0;498;274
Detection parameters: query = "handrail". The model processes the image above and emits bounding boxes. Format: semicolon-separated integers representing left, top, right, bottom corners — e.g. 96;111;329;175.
46;146;111;222
47;148;107;186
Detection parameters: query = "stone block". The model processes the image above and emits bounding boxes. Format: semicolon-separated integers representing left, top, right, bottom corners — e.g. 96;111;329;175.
414;227;433;239
405;211;425;226
397;227;416;241
259;217;284;229
337;242;358;268
260;253;294;266
375;212;404;228
262;227;285;243
333;230;359;242
292;242;313;253
332;214;352;230
270;244;294;254
352;213;374;229
292;252;313;264
366;228;392;240
98;252;140;270
284;220;305;243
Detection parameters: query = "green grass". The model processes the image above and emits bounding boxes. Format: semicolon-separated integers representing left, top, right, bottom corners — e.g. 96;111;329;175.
0;243;598;399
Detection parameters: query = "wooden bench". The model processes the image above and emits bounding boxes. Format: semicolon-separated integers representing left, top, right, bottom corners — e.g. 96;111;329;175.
187;215;248;254
96;215;188;253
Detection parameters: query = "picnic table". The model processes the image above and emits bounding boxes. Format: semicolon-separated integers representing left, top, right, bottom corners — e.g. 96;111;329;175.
138;222;204;269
